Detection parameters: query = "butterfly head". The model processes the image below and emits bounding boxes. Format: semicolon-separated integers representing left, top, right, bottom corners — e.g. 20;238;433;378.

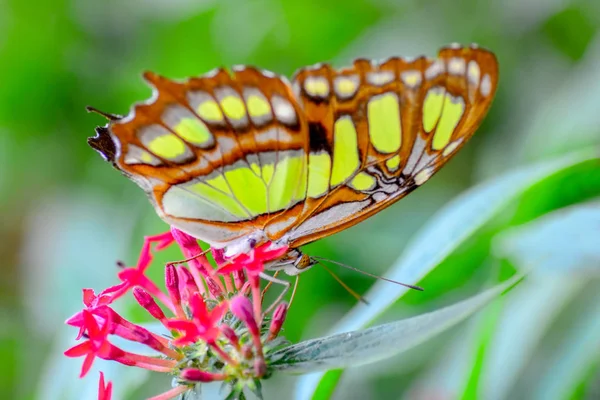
267;248;316;276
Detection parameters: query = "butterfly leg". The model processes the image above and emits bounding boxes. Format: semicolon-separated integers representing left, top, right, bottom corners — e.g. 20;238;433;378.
259;272;294;316
261;270;281;303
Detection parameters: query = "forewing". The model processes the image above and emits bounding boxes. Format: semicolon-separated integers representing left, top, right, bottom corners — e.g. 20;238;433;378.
279;44;499;247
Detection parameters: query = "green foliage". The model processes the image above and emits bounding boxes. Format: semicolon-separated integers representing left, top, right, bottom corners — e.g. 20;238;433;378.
1;1;600;399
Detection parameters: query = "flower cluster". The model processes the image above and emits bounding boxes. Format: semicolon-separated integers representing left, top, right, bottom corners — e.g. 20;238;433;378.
65;227;291;400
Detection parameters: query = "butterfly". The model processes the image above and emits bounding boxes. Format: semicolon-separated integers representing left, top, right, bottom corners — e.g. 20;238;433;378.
89;43;498;275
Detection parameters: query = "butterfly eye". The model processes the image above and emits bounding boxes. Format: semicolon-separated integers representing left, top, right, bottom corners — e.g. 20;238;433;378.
295;254;313;270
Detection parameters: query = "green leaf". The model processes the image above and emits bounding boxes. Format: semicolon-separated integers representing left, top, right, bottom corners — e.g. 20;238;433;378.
296;149;599;399
493;200;600;274
479;277;582;400
532;286;600;400
482;201;600;399
271;274;521;374
181;385;203;400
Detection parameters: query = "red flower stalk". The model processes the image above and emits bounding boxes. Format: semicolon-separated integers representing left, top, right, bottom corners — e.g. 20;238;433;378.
66;230;292;399
97;372;112;400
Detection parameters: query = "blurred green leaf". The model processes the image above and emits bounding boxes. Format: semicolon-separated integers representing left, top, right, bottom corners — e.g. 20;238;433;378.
494;200;600;274
479;277;582;400
487;201;600;399
533;286;600;400
542;6;597;61
271;275;521;374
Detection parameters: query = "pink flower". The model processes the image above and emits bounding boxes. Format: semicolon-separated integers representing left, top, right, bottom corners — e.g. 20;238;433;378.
64;310;114;377
65;229;291;399
218;243;289;277
117;232;175;309
166;293;228;345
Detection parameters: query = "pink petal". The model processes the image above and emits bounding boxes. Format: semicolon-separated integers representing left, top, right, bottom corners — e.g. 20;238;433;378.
80;353;96;378
64;341;91;357
83;289;96;306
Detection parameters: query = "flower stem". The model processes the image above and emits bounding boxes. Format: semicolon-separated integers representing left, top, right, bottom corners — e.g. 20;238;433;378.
210;341;239;367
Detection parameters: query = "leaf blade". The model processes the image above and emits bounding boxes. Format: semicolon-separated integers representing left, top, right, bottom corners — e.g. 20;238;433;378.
272;275;521;374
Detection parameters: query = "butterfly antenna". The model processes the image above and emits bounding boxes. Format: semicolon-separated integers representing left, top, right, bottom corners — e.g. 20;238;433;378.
86;105;122;121
165;248;211;269
317;262;369;305
313;256;424;291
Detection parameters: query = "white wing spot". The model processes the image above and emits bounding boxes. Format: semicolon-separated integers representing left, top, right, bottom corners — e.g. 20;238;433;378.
373;192;387;202
401;70;422;88
303;76;330;98
467;60;481;86
480;74;492;97
414;167;435;186
442;139;463;157
448;57;466;75
271;95;297;125
425;60;444;80
367;71;394;86
334;75;360;99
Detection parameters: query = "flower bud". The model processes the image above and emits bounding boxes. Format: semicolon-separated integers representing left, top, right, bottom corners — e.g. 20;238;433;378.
254;358;267;378
165;265;181;306
220;325;240;350
268;302;288;341
211;248;226;265
241;344;253;360
171;227;200;252
178;267;199;299
181;368;224;382
132;288;165;321
230;295;259;336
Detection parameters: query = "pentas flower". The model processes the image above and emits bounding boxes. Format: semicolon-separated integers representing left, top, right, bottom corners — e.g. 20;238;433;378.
65;228;291;400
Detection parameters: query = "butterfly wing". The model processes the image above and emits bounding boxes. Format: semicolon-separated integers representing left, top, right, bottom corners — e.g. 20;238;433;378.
89;44;498;252
272;44;499;247
90;67;313;248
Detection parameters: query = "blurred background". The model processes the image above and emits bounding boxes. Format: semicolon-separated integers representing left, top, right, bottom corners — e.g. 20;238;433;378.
1;0;600;399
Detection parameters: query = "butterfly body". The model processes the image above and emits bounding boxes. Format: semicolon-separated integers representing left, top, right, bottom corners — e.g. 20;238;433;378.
89;44;498;273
